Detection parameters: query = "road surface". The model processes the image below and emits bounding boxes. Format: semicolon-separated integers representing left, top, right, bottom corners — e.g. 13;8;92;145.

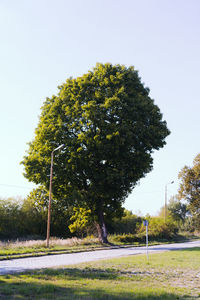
0;240;199;275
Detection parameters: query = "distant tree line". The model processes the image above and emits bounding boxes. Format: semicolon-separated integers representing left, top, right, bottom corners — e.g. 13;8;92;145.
0;189;198;241
0;193;143;240
0;195;72;240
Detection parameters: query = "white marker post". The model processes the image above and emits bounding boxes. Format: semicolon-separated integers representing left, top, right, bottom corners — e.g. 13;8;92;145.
143;220;149;261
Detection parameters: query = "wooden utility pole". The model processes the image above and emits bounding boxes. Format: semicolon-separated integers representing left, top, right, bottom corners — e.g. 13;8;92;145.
46;152;54;248
46;144;64;248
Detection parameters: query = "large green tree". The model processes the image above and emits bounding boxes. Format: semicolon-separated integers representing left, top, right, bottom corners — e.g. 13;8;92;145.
178;153;200;229
22;63;170;243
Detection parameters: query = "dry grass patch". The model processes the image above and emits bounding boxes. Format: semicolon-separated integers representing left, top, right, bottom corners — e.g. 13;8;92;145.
0;237;102;259
0;237;99;249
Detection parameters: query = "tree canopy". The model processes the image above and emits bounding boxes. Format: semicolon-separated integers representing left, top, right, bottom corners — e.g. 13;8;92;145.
22;63;170;242
178;153;200;229
167;196;188;223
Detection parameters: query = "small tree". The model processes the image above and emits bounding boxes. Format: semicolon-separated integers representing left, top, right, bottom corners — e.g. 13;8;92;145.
69;207;93;237
21;63;170;243
167;195;188;224
178;154;200;230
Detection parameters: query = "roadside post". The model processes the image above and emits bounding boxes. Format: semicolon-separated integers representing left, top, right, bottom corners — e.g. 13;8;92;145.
143;220;149;261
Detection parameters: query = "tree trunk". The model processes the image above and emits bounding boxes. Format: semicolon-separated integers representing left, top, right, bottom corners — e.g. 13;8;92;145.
96;209;108;244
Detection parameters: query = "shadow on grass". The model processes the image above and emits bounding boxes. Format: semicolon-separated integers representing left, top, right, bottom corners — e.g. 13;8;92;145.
176;247;200;252
0;280;194;300
39;267;120;280
0;268;195;300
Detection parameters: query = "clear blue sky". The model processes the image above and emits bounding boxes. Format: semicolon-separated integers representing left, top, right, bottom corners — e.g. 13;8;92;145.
0;0;200;215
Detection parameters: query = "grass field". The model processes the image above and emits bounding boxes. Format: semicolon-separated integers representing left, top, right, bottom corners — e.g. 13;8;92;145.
0;248;199;299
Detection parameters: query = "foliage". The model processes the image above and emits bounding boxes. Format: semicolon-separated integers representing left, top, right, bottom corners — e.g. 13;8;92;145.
0;197;24;239
157;195;188;224
167;195;188;224
111;215;179;243
178;153;200;230
69;207;93;237
26;186;73;238
0;197;43;239
111;233;144;243
21;63;170;242
138;217;178;240
23;187;48;237
158;196;192;232
106;209;142;234
0;191;72;239
179;217;195;233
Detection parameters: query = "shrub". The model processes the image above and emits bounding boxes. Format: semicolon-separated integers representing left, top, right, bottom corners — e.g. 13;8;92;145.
139;217;179;240
106;210;142;234
111;233;145;244
69;207;93;237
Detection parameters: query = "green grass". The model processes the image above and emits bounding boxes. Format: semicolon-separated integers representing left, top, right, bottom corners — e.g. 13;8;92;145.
0;248;200;299
0;234;198;261
0;244;102;259
0;237;103;260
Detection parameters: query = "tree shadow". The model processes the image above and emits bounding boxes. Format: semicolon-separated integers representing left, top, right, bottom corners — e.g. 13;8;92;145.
175;247;200;252
0;279;195;300
36;267;121;280
0;267;196;300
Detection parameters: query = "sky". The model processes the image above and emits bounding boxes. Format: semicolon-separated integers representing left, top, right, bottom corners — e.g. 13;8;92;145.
0;0;200;216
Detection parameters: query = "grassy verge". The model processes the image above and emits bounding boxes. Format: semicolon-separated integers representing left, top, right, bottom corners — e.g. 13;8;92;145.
0;248;200;299
0;237;103;260
0;234;199;261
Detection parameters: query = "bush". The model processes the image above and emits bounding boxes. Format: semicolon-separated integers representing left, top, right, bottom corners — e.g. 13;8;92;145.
111;216;179;244
106;210;142;234
111;233;145;244
69;207;93;238
180;216;196;233
139;217;179;240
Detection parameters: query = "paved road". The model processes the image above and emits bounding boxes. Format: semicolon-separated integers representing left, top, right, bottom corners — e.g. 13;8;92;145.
0;240;199;275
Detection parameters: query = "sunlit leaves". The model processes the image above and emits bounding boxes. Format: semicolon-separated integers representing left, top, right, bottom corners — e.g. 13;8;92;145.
178;153;200;216
21;63;170;240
